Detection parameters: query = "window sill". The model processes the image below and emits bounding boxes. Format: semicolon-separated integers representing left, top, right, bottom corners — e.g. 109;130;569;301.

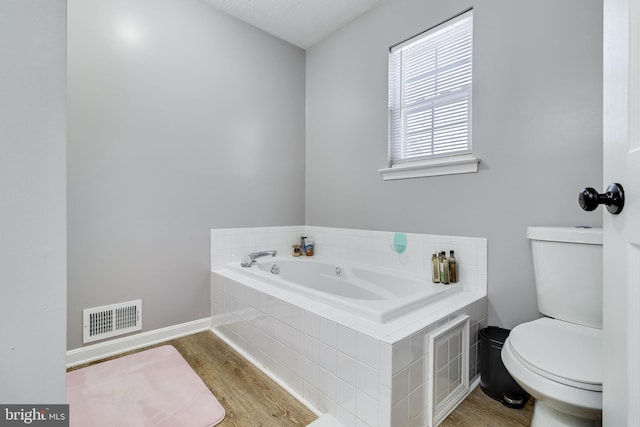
378;156;480;180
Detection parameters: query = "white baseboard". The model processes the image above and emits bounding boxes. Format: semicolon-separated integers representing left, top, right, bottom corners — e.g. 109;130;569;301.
66;317;211;368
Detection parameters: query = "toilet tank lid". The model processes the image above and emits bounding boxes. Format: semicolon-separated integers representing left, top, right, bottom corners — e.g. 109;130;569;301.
527;226;602;245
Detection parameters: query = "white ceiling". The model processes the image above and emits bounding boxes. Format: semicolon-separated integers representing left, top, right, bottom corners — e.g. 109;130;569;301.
199;0;383;49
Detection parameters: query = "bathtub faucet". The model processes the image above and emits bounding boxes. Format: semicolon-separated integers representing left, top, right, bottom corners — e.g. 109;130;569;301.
241;250;277;267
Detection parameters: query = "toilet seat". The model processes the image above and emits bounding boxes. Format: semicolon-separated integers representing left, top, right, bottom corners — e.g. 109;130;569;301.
508;318;602;392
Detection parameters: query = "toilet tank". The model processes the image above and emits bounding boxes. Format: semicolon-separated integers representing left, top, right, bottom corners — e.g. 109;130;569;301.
527;226;603;329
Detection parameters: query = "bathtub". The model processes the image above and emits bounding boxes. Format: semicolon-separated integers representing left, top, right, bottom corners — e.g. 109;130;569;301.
224;256;461;323
211;226;487;427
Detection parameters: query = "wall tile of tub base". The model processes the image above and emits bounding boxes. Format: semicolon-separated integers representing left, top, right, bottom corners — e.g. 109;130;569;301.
211;273;487;427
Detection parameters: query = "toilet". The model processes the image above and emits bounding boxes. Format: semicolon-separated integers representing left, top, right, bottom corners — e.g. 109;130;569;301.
501;226;603;427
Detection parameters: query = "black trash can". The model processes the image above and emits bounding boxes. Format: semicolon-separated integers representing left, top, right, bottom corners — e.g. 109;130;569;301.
479;326;529;409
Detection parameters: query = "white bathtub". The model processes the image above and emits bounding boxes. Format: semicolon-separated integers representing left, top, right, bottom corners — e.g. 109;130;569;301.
223;256;460;323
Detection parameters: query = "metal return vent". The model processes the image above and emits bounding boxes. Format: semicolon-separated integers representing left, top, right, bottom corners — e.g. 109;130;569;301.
83;300;142;344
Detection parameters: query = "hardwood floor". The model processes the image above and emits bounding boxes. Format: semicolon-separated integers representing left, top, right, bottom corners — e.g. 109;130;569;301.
69;330;318;426
70;330;533;426
441;386;534;427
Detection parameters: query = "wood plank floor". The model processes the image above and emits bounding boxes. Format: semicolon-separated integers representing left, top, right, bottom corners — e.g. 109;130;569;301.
69;330;318;426
69;330;533;426
441;386;533;427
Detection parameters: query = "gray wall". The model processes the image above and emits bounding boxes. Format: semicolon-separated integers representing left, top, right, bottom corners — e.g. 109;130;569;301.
67;0;306;349
306;0;603;328
0;1;67;401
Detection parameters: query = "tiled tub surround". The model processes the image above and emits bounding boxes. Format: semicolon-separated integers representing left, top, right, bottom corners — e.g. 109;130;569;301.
210;226;488;427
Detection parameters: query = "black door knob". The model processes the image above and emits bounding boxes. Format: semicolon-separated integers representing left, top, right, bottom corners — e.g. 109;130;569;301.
578;183;625;214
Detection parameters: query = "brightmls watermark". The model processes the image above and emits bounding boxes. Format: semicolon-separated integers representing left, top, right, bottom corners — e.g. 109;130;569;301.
0;405;68;426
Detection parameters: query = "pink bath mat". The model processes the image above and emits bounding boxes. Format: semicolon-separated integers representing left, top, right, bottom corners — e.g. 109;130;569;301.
67;345;225;427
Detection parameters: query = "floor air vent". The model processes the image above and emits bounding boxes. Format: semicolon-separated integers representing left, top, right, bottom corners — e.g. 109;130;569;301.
83;300;142;344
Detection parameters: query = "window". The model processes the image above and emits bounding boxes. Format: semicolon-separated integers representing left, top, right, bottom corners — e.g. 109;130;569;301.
379;10;478;180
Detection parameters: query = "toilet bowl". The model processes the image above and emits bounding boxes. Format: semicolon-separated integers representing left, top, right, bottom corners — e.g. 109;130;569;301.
502;226;603;426
502;318;602;426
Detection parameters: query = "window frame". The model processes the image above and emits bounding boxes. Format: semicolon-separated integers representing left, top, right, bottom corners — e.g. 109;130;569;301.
379;9;479;181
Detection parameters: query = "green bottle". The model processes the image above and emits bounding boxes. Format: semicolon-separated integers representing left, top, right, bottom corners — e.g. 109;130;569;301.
432;253;440;283
448;250;457;283
439;251;450;284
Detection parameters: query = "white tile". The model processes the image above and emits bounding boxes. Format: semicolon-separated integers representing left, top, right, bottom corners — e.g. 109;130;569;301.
289;351;305;378
409;331;424;363
477;297;488;320
392;337;410;374
304;382;319;408
337;378;357;413
274;362;291;387
290;372;304;396
379;343;393;389
305;311;321;338
409;359;424;393
458;264;477;286
337;325;357;358
303;358;320;389
356;391;378;427
254;231;271;248
408;410;426;427
320;318;338;347
469;322;478;349
287;305;306;331
304;335;320;364
356;361;379;398
318;367;338;399
288;326;304;354
478;245;487;276
391;396;409;427
318;392;336;415
275;340;292;370
391;367;409;405
408;385;424;421
336;352;357;386
469;343;477;371
278;321;293;348
318;341;337;373
235;231;254;249
378;386;392;427
357;333;379;369
335;404;356;427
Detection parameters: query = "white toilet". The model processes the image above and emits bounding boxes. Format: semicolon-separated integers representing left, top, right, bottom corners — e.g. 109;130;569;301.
501;226;603;427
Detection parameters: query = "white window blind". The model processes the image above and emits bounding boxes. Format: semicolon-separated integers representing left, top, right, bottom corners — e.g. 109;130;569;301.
388;10;473;167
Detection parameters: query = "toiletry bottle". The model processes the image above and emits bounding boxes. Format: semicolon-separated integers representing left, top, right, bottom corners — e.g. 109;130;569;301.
305;238;314;256
448;250;457;283
440;251;450;284
438;252;445;282
300;236;307;255
431;253;440;283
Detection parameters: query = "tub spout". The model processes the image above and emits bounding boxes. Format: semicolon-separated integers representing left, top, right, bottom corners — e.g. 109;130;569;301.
241;250;277;267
